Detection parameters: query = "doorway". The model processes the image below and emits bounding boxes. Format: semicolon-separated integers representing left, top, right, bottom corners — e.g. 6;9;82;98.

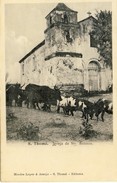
88;61;101;91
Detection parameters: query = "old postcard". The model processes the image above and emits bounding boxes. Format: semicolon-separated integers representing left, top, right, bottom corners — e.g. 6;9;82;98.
0;0;117;181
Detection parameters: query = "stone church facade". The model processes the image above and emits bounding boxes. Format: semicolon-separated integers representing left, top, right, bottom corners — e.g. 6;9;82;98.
19;3;112;92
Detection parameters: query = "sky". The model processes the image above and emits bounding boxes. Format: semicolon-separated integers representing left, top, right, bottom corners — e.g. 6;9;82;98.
5;2;112;83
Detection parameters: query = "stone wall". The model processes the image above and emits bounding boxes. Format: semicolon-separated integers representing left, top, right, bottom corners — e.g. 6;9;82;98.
21;44;45;85
77;17;100;66
20;14;112;92
45;24;78;58
40;56;83;88
56;57;83;86
46;10;77;28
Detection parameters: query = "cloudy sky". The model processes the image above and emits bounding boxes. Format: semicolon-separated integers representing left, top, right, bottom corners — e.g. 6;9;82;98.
5;2;112;83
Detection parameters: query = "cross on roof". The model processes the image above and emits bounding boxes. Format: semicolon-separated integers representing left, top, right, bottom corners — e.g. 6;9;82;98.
87;11;92;17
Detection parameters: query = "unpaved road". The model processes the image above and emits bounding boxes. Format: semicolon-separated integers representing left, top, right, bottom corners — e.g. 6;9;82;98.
6;93;113;143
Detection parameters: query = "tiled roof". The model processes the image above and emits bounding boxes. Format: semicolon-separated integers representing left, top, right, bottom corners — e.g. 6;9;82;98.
54;3;77;12
46;3;77;18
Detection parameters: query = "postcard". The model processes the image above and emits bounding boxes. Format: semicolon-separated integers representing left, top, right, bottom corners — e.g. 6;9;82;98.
1;0;117;181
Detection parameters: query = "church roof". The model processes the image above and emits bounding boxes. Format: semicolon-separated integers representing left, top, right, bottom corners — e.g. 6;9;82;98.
19;40;45;63
54;3;77;12
46;3;77;18
78;15;97;24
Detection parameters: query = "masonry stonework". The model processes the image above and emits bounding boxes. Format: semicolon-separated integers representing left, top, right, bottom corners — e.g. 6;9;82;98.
19;3;112;92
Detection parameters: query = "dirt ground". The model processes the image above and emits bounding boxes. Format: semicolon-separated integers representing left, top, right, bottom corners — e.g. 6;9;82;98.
6;93;113;143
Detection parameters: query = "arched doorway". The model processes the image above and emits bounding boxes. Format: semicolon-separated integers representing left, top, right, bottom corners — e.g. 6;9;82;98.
88;61;101;91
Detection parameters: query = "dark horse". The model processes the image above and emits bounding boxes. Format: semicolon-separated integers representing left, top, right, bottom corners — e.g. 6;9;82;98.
6;83;23;106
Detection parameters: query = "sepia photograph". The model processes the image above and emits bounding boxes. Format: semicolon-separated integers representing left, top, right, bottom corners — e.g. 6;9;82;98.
1;0;117;181
5;2;112;143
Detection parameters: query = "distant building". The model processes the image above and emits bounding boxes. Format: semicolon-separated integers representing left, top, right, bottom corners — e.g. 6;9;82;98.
19;3;112;92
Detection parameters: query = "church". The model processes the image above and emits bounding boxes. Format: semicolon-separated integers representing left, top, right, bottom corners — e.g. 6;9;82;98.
19;3;112;92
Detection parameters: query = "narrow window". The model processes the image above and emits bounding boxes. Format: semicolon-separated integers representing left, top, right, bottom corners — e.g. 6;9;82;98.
33;54;37;71
50;66;52;73
90;33;97;48
64;13;68;23
50;16;52;24
22;62;24;75
83;24;86;34
65;30;72;43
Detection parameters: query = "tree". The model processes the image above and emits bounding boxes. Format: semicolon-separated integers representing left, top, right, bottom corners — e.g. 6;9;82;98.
92;10;112;68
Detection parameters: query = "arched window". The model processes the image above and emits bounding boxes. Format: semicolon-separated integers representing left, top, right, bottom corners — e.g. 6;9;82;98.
88;61;100;71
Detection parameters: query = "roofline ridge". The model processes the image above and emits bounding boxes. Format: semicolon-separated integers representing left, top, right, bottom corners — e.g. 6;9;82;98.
45;3;77;19
19;40;45;63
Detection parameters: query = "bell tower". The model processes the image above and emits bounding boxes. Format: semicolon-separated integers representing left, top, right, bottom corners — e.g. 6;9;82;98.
44;3;79;60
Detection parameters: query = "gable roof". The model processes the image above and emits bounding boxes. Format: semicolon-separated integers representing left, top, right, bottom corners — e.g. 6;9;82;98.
78;16;97;24
54;3;77;12
19;40;45;63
